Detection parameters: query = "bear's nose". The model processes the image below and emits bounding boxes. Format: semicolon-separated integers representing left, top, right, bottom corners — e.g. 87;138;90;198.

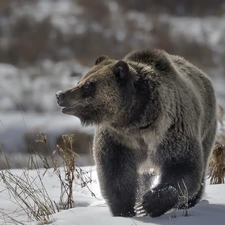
55;90;64;105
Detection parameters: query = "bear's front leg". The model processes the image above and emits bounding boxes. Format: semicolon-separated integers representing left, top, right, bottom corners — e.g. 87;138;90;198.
135;137;203;217
94;129;138;217
135;163;202;217
135;181;179;217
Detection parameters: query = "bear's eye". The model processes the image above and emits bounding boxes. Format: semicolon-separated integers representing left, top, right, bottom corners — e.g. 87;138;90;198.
84;81;92;89
82;81;95;98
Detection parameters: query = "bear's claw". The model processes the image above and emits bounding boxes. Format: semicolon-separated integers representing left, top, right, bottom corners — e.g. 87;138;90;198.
134;202;148;217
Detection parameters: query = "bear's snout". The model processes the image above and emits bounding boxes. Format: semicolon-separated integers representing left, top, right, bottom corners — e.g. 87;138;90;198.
55;89;80;116
56;90;64;106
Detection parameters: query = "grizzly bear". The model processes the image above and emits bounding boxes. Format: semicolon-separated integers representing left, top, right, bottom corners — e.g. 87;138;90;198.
56;49;217;217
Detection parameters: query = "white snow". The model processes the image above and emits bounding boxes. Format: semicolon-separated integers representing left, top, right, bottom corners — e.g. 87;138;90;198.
0;167;224;225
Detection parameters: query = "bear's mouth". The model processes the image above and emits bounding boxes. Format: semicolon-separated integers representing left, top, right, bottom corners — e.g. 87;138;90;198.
62;105;94;126
61;106;76;115
60;101;87;117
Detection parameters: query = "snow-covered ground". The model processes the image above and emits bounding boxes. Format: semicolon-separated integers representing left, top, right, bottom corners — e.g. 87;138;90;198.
0;166;224;225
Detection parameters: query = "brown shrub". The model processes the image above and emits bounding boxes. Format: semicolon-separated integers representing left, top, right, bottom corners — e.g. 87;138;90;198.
56;131;93;155
76;0;109;22
0;0;224;76
209;143;225;184
23;131;51;155
115;0;225;16
0;16;65;65
23;130;93;157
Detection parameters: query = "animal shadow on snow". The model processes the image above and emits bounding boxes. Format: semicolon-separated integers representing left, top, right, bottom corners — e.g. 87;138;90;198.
133;200;225;225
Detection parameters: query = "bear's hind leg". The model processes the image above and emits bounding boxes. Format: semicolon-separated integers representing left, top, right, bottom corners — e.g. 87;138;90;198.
178;179;205;209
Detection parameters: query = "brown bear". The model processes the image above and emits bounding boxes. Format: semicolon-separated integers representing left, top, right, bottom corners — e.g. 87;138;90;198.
56;49;217;217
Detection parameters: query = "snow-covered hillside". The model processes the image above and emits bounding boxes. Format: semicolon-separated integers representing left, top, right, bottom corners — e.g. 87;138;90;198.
0;0;225;112
0;60;88;112
0;167;224;225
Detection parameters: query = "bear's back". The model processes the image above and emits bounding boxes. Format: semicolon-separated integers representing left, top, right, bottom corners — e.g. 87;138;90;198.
171;54;217;137
125;49;216;139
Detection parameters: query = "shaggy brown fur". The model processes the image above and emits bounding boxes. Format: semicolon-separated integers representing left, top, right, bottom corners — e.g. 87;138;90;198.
56;49;217;217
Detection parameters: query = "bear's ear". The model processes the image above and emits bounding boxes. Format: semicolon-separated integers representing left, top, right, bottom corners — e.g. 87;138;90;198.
95;55;109;65
113;61;129;82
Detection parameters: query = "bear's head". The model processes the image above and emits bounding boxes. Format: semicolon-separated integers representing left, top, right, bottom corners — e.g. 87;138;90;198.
56;55;159;129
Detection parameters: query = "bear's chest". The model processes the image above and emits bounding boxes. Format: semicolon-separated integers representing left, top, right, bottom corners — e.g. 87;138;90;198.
117;131;159;157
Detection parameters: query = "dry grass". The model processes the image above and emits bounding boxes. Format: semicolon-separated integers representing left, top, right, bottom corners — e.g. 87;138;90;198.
217;105;225;144
0;133;95;224
177;180;189;217
209;105;225;184
0;211;26;225
209;143;225;184
0;157;59;223
54;134;77;209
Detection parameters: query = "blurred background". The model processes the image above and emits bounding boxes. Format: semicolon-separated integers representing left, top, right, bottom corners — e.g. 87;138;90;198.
0;0;225;168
